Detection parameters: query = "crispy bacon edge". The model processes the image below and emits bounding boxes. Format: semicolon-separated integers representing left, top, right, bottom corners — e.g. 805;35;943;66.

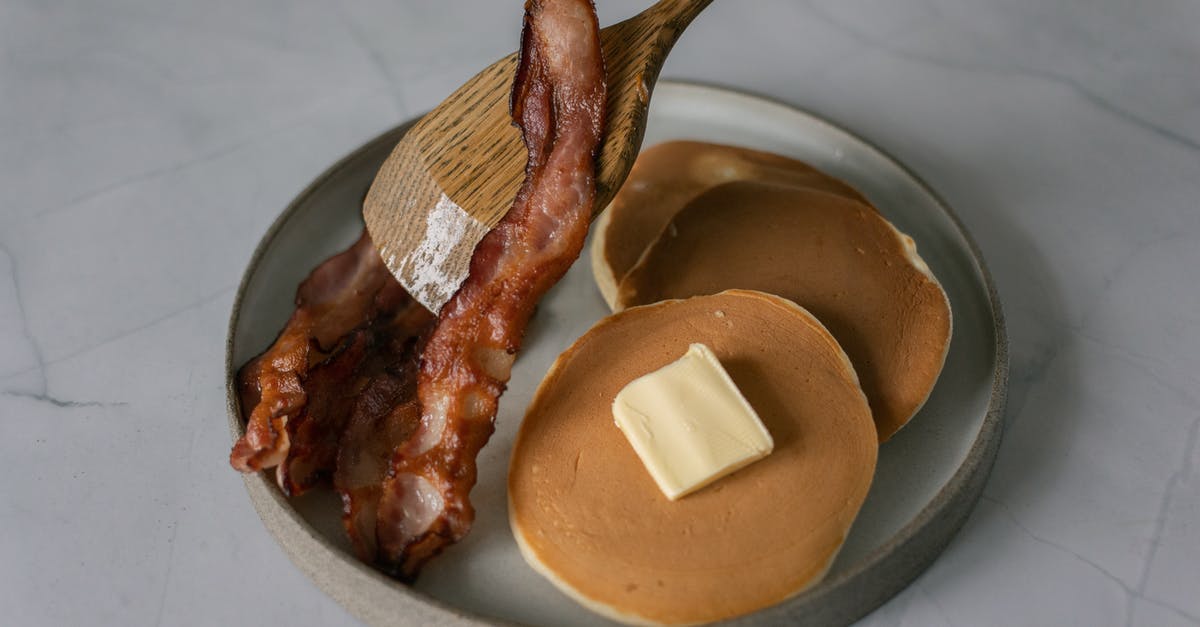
374;0;607;578
230;231;430;496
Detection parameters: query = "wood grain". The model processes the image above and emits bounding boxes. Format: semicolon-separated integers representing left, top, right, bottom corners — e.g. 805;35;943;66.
362;0;713;311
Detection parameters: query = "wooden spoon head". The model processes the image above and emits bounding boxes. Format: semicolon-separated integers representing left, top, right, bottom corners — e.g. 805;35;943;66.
363;0;709;312
362;52;518;310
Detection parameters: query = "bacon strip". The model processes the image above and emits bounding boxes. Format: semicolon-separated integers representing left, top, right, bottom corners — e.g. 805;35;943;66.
230;230;431;496
273;329;370;493
334;305;430;561
375;0;606;578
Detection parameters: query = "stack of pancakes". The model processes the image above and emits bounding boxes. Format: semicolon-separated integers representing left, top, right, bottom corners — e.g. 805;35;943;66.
509;141;952;625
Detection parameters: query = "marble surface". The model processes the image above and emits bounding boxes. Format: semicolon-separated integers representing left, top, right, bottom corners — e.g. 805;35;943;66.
1;0;1197;625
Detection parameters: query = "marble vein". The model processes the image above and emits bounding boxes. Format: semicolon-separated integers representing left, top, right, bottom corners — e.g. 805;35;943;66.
1004;339;1061;427
31;84;397;220
1130;413;1200;626
980;495;1134;594
1077;232;1200;329
152;520;179;627
36;137;271;219
0;283;235;387
1070;326;1200;405
981;492;1200;627
915;583;956;627
2;390;127;409
332;3;407;111
0;240;48;394
799;0;1200;157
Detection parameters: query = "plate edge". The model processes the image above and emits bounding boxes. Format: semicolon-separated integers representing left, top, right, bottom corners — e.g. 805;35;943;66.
223;81;1011;627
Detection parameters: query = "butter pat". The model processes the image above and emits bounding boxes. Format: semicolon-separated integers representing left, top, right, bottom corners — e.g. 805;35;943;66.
612;343;774;500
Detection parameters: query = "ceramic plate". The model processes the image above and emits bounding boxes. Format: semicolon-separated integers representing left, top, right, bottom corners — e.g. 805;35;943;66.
226;82;1007;626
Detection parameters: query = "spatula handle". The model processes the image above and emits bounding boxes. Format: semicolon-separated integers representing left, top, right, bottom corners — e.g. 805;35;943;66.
650;0;715;35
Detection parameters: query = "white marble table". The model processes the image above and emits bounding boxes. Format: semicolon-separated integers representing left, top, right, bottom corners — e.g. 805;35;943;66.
2;1;1197;625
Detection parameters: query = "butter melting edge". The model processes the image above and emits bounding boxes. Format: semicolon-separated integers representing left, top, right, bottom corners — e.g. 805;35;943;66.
612;342;774;501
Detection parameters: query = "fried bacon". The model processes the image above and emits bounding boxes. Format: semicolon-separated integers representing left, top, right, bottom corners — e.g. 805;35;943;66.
232;0;605;579
333;304;430;561
273;330;369;494
375;0;606;578
230;231;432;496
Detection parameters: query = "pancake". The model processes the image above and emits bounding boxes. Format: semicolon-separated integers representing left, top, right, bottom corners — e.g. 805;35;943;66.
616;181;951;442
590;140;867;308
509;290;877;626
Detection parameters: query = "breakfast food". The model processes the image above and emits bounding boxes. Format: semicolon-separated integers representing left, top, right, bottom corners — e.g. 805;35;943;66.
332;314;428;562
230;231;433;494
608;178;951;441
509;290;878;626
612;342;774;501
590;140;868;307
230;229;436;563
232;0;606;578
233;1;950;620
373;0;606;577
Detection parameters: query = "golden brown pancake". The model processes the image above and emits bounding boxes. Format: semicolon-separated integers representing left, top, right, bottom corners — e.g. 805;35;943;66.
616;181;951;442
590;140;867;308
509;290;877;626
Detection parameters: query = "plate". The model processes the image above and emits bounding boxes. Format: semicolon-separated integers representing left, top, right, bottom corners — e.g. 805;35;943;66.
226;81;1008;626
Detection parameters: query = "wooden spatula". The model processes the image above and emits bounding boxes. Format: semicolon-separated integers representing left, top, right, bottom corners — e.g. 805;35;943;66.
362;0;712;312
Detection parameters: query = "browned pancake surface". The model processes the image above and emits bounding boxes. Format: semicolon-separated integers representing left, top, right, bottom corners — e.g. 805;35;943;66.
509;290;877;625
617;182;951;441
592;140;867;307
